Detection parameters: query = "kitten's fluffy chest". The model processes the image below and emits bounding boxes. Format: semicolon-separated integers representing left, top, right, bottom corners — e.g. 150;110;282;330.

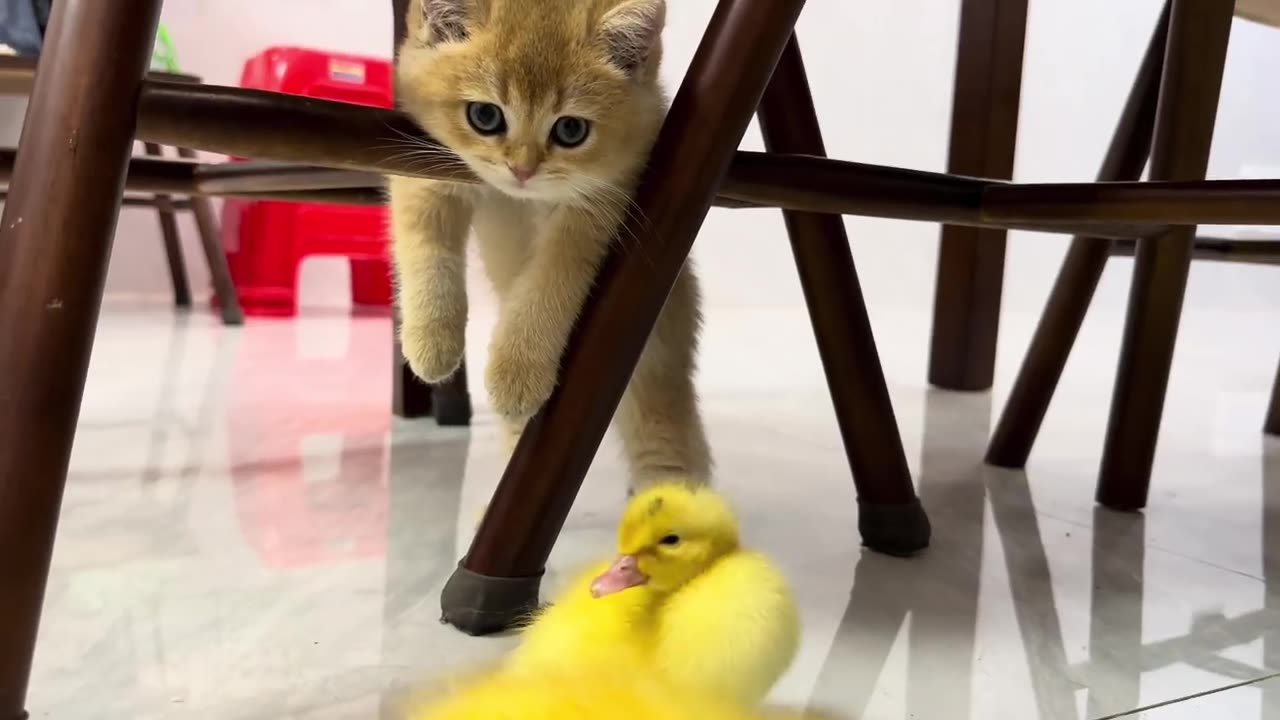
472;185;565;250
470;185;591;294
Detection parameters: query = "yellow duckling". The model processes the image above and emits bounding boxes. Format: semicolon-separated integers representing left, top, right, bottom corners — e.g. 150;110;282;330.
407;656;831;720
509;483;801;706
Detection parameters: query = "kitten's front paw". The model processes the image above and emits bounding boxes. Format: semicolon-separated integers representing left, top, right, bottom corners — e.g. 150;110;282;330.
485;341;558;421
401;319;465;383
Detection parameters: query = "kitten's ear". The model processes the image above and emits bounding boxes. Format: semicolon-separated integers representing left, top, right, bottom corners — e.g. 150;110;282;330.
410;0;483;46
599;0;666;75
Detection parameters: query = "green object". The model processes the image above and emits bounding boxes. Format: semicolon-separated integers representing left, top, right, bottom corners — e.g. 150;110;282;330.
151;24;179;73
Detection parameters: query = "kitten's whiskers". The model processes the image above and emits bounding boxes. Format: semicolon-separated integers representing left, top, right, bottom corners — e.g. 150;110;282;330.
376;124;469;180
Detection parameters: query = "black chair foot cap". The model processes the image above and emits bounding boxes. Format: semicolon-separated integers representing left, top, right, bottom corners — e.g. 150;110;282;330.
440;561;542;636
859;498;931;557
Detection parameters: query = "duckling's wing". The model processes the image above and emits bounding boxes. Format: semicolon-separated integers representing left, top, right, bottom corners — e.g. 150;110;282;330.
655;551;801;705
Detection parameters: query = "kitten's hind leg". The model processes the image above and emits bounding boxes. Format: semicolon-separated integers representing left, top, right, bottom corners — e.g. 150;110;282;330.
390;177;473;383
615;265;711;491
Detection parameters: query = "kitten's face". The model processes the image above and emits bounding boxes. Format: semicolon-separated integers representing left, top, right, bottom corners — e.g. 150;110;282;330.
397;0;666;203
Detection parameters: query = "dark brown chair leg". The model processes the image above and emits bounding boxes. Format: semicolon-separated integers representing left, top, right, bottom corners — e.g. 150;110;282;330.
1265;356;1280;436
0;0;165;716
175;146;244;326
1096;0;1234;511
392;312;433;419
927;0;1029;391
390;309;472;425
431;365;473;427
756;36;928;555
440;0;809;635
387;0;470;427
985;1;1171;468
143;142;193;309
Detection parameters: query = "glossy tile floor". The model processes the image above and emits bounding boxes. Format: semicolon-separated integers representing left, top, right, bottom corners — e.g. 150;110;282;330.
25;300;1280;719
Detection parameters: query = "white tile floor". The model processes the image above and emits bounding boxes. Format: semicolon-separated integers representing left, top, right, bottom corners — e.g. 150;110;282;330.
23;299;1280;719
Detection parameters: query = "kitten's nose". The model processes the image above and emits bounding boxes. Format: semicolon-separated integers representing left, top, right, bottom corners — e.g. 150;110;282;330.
508;163;539;184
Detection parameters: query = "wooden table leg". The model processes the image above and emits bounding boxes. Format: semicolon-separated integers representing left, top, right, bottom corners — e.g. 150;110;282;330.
986;1;1170;468
757;36;929;555
440;0;809;635
176;146;245;326
1096;0;1234;510
927;0;1029;392
0;0;165;715
143;142;193;309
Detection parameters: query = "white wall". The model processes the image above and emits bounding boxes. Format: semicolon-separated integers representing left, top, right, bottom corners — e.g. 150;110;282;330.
3;0;1279;317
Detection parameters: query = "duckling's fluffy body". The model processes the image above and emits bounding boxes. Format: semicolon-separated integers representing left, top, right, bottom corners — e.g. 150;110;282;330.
655;548;799;703
510;484;800;705
408;658;824;720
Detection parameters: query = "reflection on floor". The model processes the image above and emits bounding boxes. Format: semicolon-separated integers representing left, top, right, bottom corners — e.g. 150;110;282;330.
26;304;1280;719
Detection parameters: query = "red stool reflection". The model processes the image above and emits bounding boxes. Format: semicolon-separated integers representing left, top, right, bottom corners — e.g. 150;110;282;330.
228;320;391;568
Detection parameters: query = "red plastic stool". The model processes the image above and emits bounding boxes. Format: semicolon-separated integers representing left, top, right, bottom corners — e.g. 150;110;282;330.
221;47;394;316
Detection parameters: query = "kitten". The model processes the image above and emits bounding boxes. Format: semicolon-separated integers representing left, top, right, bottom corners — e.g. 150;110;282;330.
390;0;711;488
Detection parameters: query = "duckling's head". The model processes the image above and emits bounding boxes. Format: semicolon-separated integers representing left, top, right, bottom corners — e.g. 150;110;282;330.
591;483;740;597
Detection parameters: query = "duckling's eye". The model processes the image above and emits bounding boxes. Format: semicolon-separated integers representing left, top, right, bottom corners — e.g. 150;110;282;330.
659;534;681;546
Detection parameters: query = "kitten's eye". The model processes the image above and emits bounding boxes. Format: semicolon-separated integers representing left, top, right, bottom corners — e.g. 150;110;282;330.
659;534;681;547
466;102;506;135
551;116;591;148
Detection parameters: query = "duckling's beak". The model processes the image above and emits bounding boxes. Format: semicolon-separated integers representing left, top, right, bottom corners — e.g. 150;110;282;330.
590;554;648;598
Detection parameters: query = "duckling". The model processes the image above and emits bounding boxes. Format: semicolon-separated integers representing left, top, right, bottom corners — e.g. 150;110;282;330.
407;656;830;720
510;483;801;706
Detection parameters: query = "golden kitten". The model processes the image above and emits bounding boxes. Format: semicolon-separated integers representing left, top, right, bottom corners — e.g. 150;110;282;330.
390;0;710;488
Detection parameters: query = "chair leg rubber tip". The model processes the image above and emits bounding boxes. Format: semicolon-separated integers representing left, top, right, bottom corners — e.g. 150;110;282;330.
219;307;245;326
440;560;542;636
858;498;931;557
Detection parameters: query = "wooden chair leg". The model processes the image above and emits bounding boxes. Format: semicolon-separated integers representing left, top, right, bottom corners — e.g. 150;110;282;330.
986;1;1171;468
431;364;472;427
927;0;1029;391
175;146;244;325
143;142;193;309
390;310;472;425
0;0;165;715
392;313;434;419
1265;356;1280;436
756;36;928;556
388;0;434;420
439;0;809;635
386;0;471;427
1096;0;1234;511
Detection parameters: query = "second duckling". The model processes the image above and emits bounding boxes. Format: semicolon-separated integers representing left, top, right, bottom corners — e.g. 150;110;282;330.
510;483;801;706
